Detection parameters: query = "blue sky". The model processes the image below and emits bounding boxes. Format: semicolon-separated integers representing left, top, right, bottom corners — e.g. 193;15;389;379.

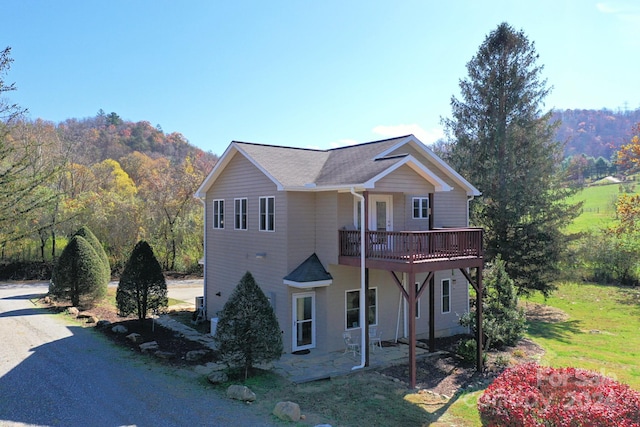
4;1;640;155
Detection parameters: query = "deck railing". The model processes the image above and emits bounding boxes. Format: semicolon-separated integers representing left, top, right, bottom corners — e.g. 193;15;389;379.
339;228;483;263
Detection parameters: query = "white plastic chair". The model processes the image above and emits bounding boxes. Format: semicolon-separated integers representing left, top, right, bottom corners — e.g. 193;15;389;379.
369;327;382;352
342;332;360;356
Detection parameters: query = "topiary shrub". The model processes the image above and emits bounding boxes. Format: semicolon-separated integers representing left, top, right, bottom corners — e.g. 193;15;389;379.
478;363;640;427
49;235;106;307
73;226;111;285
116;240;167;320
214;271;283;380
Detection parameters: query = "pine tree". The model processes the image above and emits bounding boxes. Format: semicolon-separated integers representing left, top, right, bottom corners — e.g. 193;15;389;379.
50;235;106;306
460;255;526;350
214;271;283;379
116;240;167;320
444;22;580;296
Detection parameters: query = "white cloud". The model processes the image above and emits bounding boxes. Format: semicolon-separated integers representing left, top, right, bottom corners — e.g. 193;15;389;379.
372;124;444;144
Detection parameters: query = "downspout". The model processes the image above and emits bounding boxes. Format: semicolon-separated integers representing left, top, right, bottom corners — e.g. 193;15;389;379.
350;187;366;370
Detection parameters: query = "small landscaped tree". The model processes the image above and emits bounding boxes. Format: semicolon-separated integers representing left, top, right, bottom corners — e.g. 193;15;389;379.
460;255;526;352
116;240;167;321
49;235;106;306
214;271;283;380
73;226;111;285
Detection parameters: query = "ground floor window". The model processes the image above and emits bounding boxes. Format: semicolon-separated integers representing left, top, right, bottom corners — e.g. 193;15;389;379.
345;288;377;330
442;279;451;313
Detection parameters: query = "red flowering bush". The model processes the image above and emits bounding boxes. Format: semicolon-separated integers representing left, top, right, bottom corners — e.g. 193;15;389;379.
478;363;640;426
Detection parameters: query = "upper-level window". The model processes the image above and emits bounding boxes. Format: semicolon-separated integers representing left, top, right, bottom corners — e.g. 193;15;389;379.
213;199;224;229
259;196;275;231
413;197;429;219
442;278;451;313
234;198;247;230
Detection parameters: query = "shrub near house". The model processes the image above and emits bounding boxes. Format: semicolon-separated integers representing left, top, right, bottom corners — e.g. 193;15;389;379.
478;363;640;427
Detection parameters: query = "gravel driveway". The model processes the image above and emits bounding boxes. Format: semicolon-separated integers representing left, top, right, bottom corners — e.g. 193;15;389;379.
0;282;275;427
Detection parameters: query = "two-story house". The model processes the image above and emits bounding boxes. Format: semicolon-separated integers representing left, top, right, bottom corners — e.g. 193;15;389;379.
195;135;484;387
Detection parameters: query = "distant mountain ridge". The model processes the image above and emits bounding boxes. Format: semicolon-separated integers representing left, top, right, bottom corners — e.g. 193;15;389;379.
553;108;640;160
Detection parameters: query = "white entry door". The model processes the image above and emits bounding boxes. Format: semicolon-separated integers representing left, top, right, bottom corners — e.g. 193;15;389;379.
292;292;315;351
368;194;393;232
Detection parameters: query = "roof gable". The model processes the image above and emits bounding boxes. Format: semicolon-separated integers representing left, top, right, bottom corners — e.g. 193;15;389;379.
195;135;479;197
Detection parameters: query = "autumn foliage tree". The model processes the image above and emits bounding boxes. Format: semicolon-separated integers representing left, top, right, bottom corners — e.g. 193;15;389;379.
617;123;640;172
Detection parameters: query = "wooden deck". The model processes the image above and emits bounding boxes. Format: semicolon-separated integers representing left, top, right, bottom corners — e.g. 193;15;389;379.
338;228;484;272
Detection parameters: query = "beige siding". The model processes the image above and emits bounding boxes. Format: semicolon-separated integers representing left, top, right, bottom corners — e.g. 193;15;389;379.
286;192;316;271
315;192;339;265
204;153;291;348
433;189;468;228
374;164;434;194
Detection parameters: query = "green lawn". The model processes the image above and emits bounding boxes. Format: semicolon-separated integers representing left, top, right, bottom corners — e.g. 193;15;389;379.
566;183;623;233
441;280;640;426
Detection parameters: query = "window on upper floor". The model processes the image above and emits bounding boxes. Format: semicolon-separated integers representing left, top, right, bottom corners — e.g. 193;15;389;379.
442;278;451;313
213;199;224;229
234;198;247;230
413;197;429;219
259;196;275;231
345;288;377;330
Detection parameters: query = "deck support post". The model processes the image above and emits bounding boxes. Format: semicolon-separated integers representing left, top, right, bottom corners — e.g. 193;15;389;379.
408;271;417;389
429;274;435;352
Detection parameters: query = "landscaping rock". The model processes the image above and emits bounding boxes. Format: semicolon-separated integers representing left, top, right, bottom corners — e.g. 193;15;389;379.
112;324;128;334
227;385;256;402
66;307;79;317
207;371;228;384
139;341;159;353
126;333;143;343
155;351;176;359
273;401;301;422
96;320;111;328
185;349;209;362
85;316;98;324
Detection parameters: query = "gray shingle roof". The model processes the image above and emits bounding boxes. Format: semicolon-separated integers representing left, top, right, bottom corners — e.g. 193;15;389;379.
234;135;410;188
283;253;332;283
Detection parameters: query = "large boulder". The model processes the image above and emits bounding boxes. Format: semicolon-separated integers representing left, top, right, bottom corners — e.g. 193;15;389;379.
273;401;301;422
226;385;256;402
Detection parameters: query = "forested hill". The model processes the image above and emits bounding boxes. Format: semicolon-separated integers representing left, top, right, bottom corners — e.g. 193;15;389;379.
58;110;218;167
553;108;640;160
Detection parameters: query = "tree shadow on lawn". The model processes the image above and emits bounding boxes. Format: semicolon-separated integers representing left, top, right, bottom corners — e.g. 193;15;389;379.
527;319;583;344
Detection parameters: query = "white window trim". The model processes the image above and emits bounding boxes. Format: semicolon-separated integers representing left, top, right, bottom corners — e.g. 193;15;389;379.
441;278;451;314
259;196;275;232
212;199;224;229
234;198;248;230
412;197;429;219
345;287;378;331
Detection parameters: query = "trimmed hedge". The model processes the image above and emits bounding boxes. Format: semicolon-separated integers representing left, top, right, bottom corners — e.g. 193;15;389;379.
478;363;640;427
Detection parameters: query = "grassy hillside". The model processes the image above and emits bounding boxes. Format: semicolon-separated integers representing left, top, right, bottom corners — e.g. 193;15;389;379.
565;181;638;234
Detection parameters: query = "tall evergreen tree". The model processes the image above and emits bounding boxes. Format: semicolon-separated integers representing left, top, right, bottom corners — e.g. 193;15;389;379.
214;271;283;380
443;23;579;295
116;240;167;321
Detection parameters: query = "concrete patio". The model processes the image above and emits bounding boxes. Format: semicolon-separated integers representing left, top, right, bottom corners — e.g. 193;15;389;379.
156;314;434;384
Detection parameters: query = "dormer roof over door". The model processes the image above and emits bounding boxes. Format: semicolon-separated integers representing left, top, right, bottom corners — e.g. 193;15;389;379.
195;134;480;197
